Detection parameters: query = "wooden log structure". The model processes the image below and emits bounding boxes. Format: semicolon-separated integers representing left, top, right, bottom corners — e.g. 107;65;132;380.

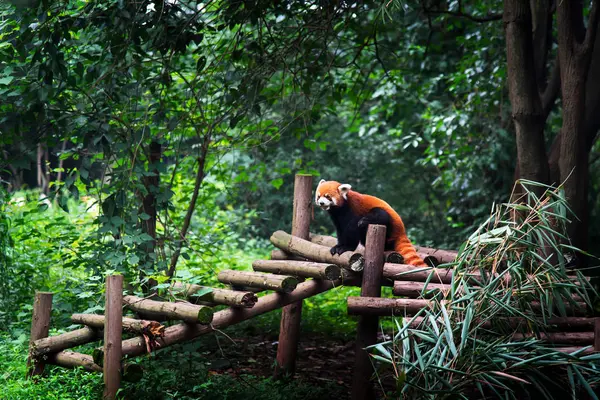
276;173;313;378
31;327;101;357
123;295;214;324
47;351;144;382
252;260;341;280
393;280;587;303
95;279;342;360
71;314;165;337
171;282;258;308
414;246;458;264
217;270;299;293
512;332;594;345
27;291;53;377
308;233;404;264
270;249;308;261
270;230;365;271
348;297;588;317
352;225;387;400
401;316;599;331
104;274;123;400
347;297;430;317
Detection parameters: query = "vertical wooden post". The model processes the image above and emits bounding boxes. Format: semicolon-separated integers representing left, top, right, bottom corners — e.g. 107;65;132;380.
594;318;600;351
103;275;123;400
274;174;313;378
351;224;386;400
27;291;53;378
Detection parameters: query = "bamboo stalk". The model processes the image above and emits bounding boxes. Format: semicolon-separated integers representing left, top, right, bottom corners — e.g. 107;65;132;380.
71;314;165;337
171;282;258;308
347;297;429;317
252;260;341;280
31;327;101;357
217;270;298;293
123;295;214;324
270;230;365;271
96;279;340;360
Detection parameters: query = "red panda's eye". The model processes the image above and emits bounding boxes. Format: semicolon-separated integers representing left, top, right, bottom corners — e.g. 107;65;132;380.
325;195;331;200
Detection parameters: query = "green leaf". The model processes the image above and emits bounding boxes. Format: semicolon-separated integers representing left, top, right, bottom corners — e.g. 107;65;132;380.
271;178;284;190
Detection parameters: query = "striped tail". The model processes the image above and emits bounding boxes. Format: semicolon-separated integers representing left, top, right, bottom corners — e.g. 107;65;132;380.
395;236;427;266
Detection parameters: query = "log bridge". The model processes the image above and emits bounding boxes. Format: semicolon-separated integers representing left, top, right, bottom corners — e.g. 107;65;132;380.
27;174;600;400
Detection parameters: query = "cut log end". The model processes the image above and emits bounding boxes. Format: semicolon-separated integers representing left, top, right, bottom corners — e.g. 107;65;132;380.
348;253;365;272
122;363;144;383
384;251;404;264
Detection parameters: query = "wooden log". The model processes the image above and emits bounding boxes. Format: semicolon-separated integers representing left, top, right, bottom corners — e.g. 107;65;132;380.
352;225;387;400
270;230;365;271
270;249;308;261
418;253;440;267
104;275;123;400
217;270;298;293
512;331;594;344
393;281;587;303
171;282;258;308
123;295;214;324
414;246;458;263
98;279;340;360
47;351;144;383
347;297;429;317
71;314;165;337
27;291;53;377
252;260;341;280
554;346;596;355
309;233;338;247
384;263;454;283
384;251;404;264
31;327;101;357
396;316;598;331
393;281;452;298
276;173;313;378
48;351;102;373
229;285;264;294
595;318;600;351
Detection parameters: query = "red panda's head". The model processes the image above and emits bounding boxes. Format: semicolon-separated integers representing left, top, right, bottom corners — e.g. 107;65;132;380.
315;180;352;211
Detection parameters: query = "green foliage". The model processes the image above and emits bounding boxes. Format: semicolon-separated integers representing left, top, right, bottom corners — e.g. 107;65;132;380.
371;181;600;399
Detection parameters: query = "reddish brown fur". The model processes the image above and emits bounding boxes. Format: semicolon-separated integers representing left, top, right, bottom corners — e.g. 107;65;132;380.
317;181;426;266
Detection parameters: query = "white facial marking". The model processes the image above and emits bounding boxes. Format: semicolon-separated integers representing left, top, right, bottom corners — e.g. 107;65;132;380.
338;183;352;200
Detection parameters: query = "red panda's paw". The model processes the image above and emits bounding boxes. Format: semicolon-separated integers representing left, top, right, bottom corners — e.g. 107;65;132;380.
357;217;369;229
330;245;354;256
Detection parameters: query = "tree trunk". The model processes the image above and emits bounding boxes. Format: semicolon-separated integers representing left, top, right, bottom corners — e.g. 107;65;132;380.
504;0;550;197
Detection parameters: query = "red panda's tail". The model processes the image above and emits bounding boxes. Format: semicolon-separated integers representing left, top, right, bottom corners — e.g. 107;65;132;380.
395;236;427;267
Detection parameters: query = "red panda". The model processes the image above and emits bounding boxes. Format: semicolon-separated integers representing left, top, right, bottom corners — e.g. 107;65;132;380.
315;180;426;267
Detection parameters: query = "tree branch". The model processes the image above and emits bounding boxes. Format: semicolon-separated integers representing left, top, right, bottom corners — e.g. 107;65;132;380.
541;58;560;118
582;0;600;54
422;1;502;23
166;137;210;279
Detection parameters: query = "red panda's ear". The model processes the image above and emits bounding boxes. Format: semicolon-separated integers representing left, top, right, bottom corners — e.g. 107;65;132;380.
338;183;351;199
318;179;326;185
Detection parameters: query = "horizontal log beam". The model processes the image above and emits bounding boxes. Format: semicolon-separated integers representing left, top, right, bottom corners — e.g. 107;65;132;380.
271;230;364;271
99;279;341;359
171;282;258;308
123;295;213;324
47;351;143;382
414;246;458;263
252;260;341;280
217;270;298;293
270;249;308;261
31;327;101;357
512;331;594;345
70;314;165;337
347;297;429;316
